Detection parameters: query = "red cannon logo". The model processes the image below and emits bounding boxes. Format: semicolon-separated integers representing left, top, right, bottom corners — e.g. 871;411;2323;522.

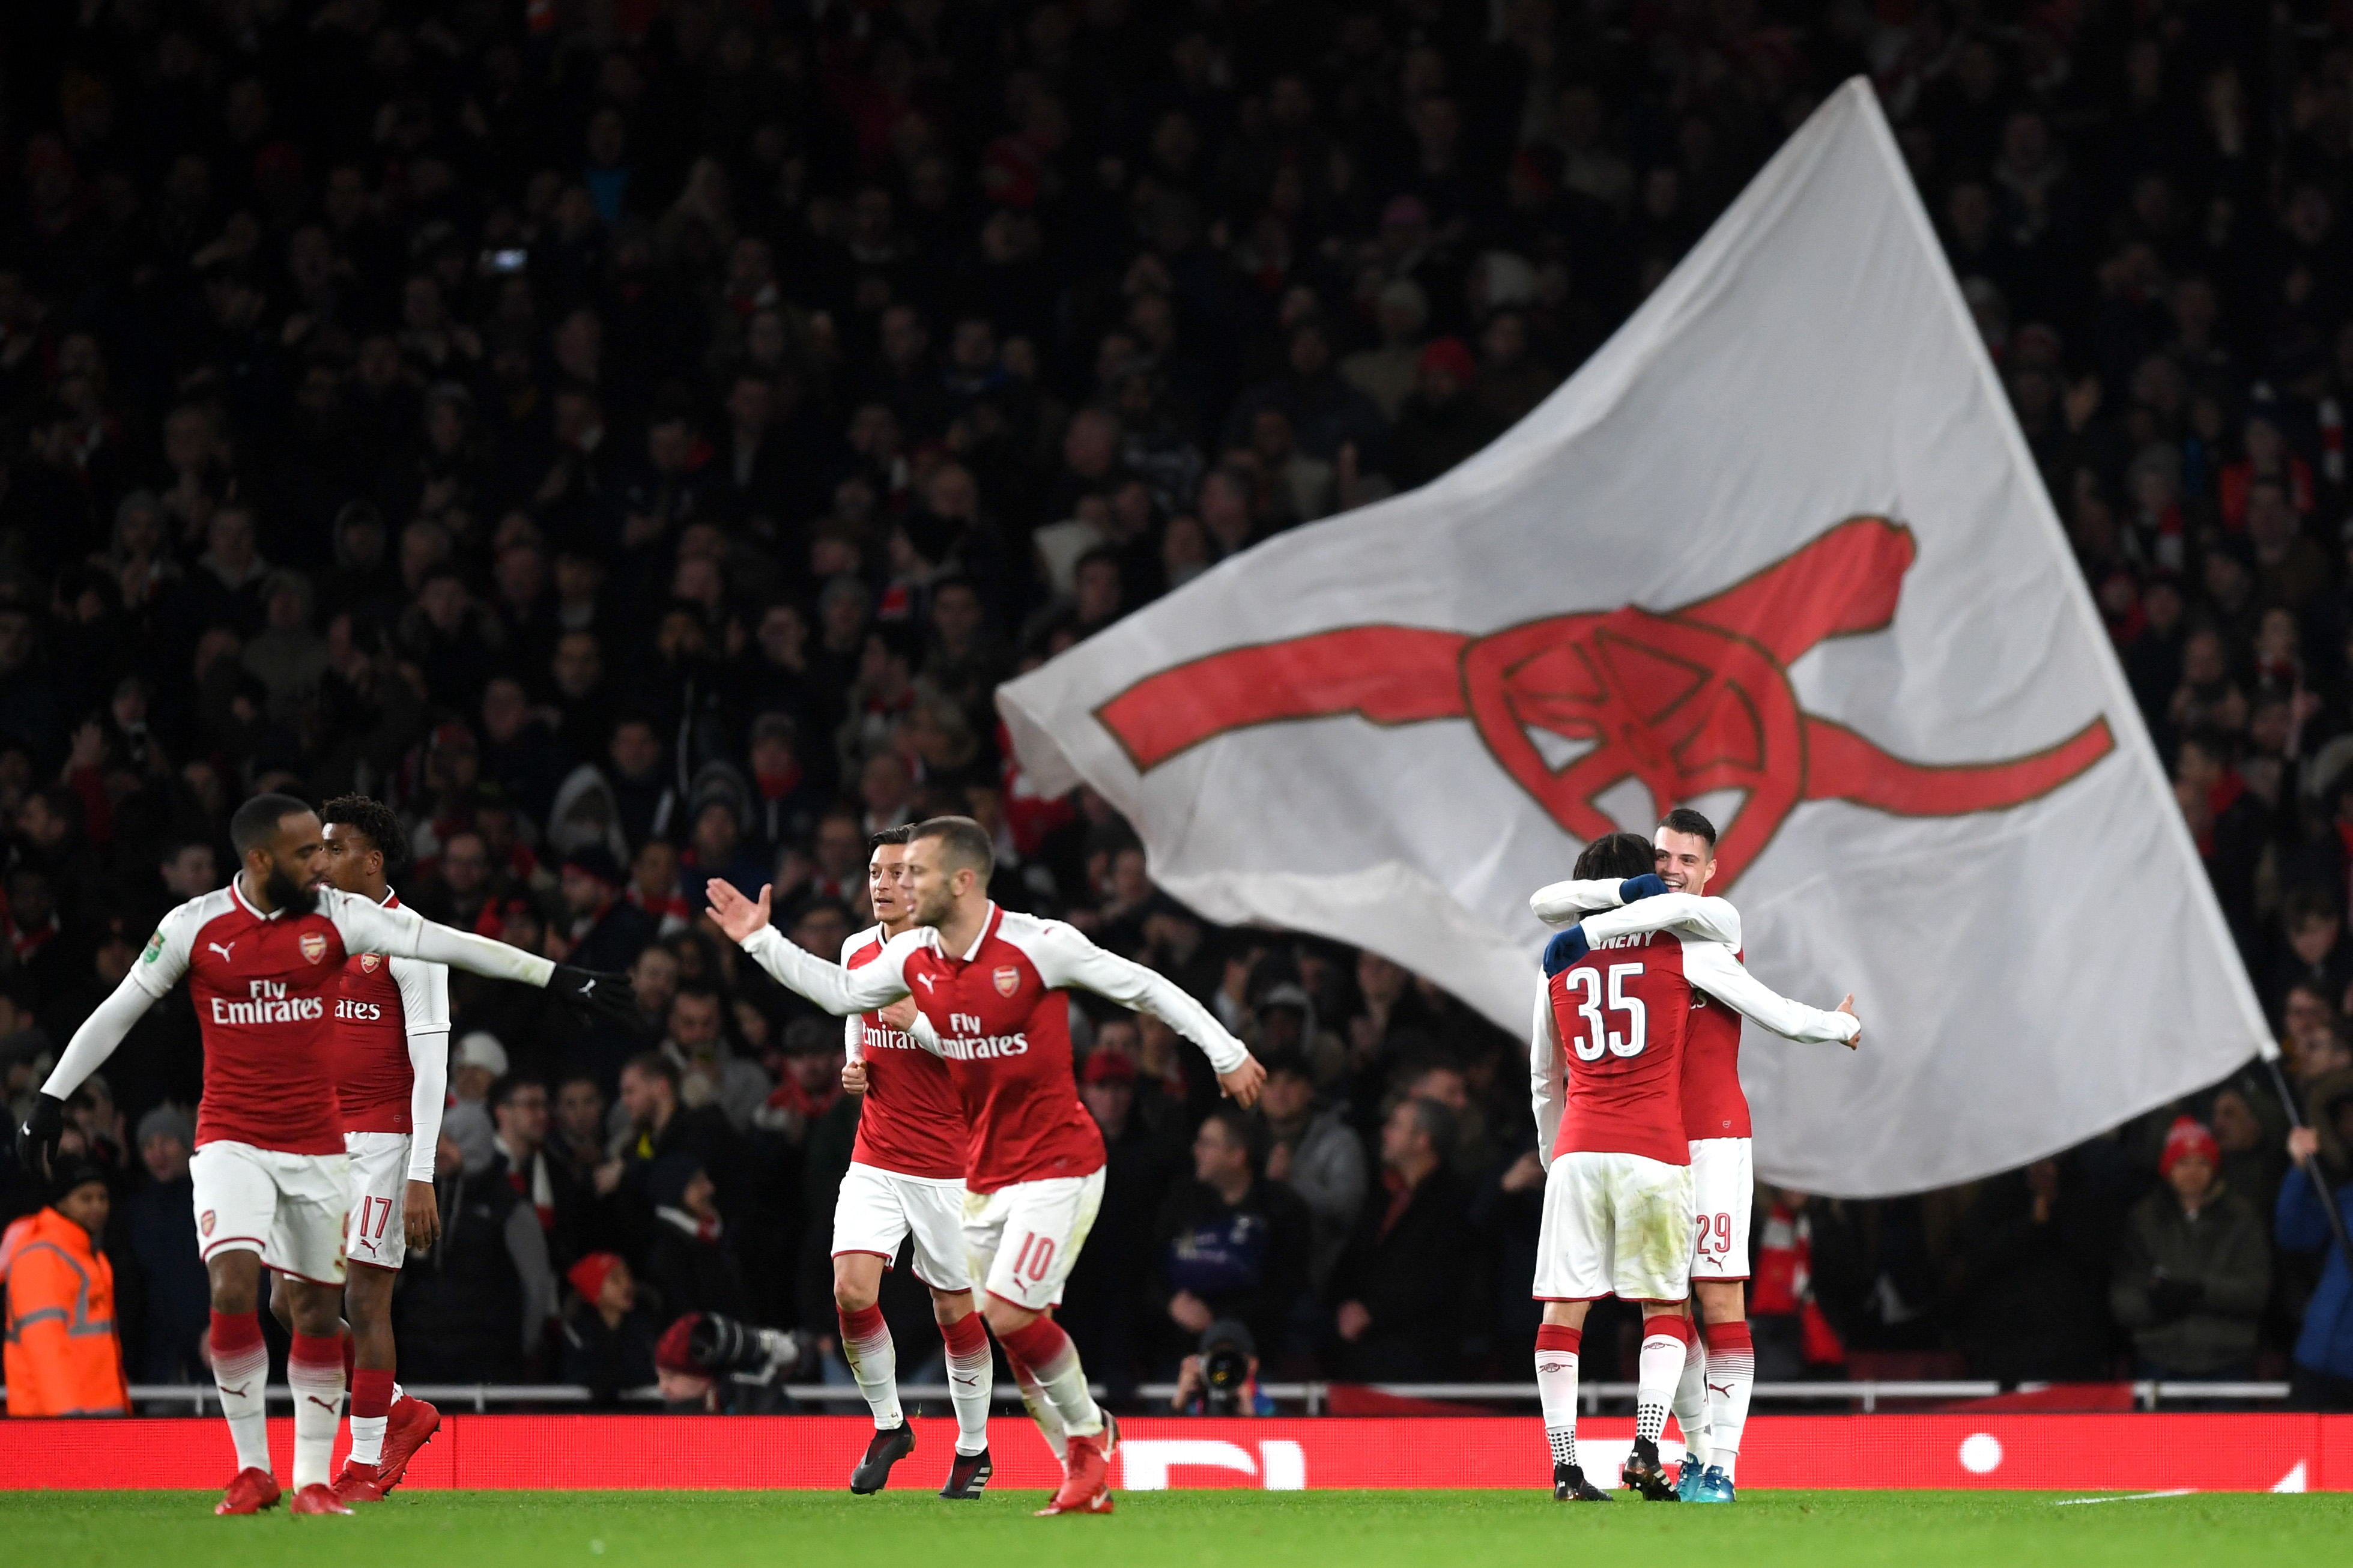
1093;517;2115;889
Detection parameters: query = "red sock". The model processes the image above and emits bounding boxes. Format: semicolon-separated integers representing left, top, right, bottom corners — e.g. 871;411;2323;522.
996;1313;1075;1376
210;1307;266;1358
940;1311;990;1358
351;1368;396;1422
1704;1321;1754;1355
1535;1323;1582;1354
837;1303;888;1345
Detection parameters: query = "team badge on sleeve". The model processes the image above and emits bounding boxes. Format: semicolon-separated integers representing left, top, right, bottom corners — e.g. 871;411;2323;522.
142;930;165;963
300;933;329;964
201;1209;216;1237
993;966;1020;997
360;954;382;973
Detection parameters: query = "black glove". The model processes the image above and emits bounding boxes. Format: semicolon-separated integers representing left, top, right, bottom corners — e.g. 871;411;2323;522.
2147;1273;2205;1322
550;964;635;1023
16;1092;65;1180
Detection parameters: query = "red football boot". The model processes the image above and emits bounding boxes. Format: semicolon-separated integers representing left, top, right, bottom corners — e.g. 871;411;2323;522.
290;1483;353;1516
214;1468;282;1516
1033;1430;1113;1516
332;1461;390;1504
376;1395;441;1491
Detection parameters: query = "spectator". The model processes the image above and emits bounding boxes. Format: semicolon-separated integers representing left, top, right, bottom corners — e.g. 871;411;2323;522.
398;1110;555;1385
1328;1095;1468;1380
1947;1156;2117;1382
1256;1049;1367;1290
2110;1117;2271;1381
450;1031;509;1107
122;1104;208;1384
644;1155;748;1320
558;1251;660;1408
1169;1318;1279;1416
663;984;772;1131
2;1160;127;1415
2277;1085;2353;1410
1149;1106;1312;1373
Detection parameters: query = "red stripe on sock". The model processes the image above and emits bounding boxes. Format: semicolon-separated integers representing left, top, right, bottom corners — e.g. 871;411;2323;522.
289;1333;344;1376
1641;1313;1692;1344
350;1369;395;1420
210;1309;264;1357
1704;1321;1752;1353
998;1314;1073;1371
1534;1324;1582;1354
838;1304;887;1343
941;1312;989;1357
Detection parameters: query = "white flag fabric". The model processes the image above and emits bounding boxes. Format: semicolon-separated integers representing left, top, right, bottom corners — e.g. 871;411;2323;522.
996;79;2268;1197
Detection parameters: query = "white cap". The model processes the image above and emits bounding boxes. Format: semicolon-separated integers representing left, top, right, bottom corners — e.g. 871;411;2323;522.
454;1031;509;1077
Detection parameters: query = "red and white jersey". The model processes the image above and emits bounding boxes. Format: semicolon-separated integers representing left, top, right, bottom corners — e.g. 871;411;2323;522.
1530;894;1855;1167
741;903;1249;1194
840;924;966;1181
333;888;451;1177
115;881;456;1155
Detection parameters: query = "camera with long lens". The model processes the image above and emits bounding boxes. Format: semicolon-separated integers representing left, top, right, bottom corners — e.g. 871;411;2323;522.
1196;1319;1257;1415
687;1313;806;1386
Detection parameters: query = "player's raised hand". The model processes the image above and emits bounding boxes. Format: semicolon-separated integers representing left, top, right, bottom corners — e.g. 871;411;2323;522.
1218;1053;1268;1109
1837;993;1861;1049
706;879;771;942
551;964;636;1023
402;1178;441;1253
14;1092;65;1179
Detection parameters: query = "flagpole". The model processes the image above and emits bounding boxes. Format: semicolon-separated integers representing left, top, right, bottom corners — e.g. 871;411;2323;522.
2258;1043;2353;1271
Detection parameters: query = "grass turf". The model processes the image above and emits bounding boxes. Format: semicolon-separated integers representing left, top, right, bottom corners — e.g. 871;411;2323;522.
5;1489;2344;1568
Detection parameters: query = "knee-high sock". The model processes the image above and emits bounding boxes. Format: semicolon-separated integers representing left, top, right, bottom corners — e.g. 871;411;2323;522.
1533;1323;1581;1468
349;1368;395;1467
1703;1321;1755;1482
997;1316;1101;1439
1672;1329;1712;1466
1001;1342;1067;1461
209;1309;272;1475
1636;1315;1689;1445
940;1310;994;1456
287;1332;346;1491
838;1304;902;1429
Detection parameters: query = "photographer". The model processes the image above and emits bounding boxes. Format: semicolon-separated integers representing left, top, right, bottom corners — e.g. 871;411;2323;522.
652;1310;807;1414
1170;1318;1277;1416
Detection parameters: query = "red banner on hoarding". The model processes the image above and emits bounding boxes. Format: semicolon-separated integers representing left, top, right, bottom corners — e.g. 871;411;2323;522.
0;1414;2342;1491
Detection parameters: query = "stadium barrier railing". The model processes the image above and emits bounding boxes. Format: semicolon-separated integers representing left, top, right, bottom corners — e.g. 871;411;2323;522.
19;1378;2293;1416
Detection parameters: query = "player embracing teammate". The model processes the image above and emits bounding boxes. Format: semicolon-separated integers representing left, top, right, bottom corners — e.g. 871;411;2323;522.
710;814;1264;1516
15;793;634;1516
1526;820;1859;1504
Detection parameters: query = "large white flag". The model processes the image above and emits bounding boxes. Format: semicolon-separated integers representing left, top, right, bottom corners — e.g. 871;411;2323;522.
997;79;2268;1197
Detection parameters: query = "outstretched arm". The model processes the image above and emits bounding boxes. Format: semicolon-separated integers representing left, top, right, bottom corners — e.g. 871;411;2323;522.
38;969;165;1106
1528;874;1664;927
336;895;632;1020
1682;942;1860;1047
1575;891;1742;949
1029;922;1264;1106
713;880;918;1015
25;908;194;1170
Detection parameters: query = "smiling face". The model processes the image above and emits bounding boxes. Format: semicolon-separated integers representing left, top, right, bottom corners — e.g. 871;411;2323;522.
1654;826;1717;895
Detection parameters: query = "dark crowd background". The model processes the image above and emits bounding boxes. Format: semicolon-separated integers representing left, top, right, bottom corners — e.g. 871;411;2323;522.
2;0;2352;1414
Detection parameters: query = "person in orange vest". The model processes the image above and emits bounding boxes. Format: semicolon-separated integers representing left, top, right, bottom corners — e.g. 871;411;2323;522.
3;1160;129;1415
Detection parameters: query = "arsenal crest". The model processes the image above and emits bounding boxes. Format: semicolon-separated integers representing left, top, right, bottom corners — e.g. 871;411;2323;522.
360;954;382;974
200;1209;216;1237
993;966;1020;997
300;932;329;964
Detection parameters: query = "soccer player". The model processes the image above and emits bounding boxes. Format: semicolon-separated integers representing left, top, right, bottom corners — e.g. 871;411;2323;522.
314;795;447;1501
1529;807;1858;1503
14;793;632;1517
1527;831;1857;1504
707;815;1265;1517
831;825;996;1499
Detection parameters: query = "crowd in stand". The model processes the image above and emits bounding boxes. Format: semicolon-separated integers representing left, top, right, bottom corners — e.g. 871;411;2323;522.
2;1;2352;1414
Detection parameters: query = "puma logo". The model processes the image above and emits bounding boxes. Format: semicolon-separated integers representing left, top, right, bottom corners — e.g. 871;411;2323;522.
1707;1381;1734;1399
208;941;237;962
952;1374;979;1386
916;973;936;990
307;1395;338;1412
220;1382;252;1398
578;978;596;996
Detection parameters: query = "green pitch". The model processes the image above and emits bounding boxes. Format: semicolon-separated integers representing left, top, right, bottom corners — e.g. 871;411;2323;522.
5;1489;2345;1567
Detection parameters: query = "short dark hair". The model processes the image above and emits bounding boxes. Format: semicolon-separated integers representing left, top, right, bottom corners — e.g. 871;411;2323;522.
1658;807;1718;847
1402;1094;1457;1155
1202;1104;1269;1174
2284;886;2340;931
868;824;914;852
912;814;995;880
229;792;313;858
1572;831;1654;879
620;1050;680;1090
492;1076;546;1109
319;794;411;880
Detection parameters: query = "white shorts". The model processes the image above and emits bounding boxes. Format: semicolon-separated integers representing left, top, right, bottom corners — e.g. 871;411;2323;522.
1532;1149;1694;1303
1689;1137;1754;1282
191;1140;351;1286
344;1130;416;1271
833;1162;972;1292
963;1169;1105;1313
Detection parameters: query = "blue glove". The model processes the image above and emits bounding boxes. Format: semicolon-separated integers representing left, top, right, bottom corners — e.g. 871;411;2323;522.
1542;926;1590;978
1619;874;1667;903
